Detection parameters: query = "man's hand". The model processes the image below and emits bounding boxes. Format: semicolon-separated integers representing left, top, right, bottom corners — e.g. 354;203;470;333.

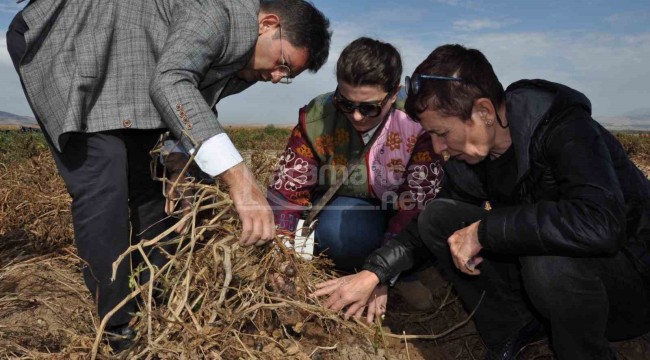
310;271;380;320
221;162;275;246
448;220;484;275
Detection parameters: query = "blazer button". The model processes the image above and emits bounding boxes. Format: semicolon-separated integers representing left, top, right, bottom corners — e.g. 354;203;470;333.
176;104;182;110
122;119;133;128
185;123;193;130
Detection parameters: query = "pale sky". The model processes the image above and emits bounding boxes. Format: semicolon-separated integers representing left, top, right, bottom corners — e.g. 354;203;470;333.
1;0;649;124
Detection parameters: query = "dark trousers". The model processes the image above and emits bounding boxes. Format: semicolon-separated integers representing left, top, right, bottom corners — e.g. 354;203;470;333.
55;131;173;327
418;199;650;360
8;11;172;327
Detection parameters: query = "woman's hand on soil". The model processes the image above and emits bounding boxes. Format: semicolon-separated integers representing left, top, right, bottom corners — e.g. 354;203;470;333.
310;271;380;320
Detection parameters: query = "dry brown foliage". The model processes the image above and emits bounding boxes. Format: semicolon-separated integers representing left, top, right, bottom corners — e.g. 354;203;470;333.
0;150;73;266
0;131;648;359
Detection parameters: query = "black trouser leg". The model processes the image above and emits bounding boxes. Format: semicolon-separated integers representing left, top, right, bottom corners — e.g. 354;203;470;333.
123;131;175;281
50;133;135;327
521;254;650;360
417;199;534;348
56;131;172;327
43;130;173;327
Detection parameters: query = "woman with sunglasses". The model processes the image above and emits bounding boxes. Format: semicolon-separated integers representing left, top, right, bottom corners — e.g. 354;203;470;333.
267;37;445;312
312;44;650;359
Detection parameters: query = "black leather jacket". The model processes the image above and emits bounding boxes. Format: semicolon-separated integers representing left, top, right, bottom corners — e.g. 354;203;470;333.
363;79;650;284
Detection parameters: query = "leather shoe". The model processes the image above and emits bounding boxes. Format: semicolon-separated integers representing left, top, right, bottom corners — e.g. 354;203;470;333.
484;319;545;360
106;324;137;353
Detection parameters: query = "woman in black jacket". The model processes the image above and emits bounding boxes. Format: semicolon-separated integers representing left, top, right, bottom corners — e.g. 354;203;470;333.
311;44;650;360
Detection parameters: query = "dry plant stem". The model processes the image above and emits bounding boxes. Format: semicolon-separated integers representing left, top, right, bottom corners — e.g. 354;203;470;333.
175;271;193;320
168;150;196;191
403;330;412;360
215;244;232;309
454;345;464;359
99;232;235;356
110;223;177;282
309;343;338;358
137;244;155;345
357;290;486;341
91;235;198;359
110;198;232;280
466;340;477;360
231;330;255;359
174;224;201;323
183;303;202;331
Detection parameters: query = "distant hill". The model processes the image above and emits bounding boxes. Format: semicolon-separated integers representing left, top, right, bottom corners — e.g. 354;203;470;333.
0;111;37;127
595;112;650;132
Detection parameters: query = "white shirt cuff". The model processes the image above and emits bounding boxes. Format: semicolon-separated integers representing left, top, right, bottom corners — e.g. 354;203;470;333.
191;133;243;177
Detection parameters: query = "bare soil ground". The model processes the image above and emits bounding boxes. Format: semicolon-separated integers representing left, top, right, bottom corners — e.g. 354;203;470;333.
0;142;648;359
1;250;648;359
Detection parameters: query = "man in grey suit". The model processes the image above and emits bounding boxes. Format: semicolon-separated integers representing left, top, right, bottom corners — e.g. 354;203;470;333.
7;0;331;351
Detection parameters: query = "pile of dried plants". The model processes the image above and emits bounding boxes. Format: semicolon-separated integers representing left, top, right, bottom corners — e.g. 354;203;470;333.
88;148;394;359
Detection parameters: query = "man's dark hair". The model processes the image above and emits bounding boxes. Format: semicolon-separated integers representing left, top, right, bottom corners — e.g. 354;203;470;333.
405;44;505;121
261;0;332;73
336;37;402;93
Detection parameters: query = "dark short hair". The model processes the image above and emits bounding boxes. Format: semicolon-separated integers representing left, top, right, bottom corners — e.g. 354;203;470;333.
336;37;402;93
405;44;504;121
261;0;332;73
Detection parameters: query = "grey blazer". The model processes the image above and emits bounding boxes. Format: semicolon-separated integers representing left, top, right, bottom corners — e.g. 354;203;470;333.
18;0;259;152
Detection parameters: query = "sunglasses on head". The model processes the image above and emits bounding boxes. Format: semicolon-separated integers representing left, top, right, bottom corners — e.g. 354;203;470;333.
332;87;395;117
404;74;463;95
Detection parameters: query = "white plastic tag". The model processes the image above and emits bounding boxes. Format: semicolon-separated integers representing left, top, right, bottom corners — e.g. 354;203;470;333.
284;219;316;260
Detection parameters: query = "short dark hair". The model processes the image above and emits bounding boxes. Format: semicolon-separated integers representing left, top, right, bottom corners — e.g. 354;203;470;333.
261;0;332;73
336;37;402;93
405;44;504;121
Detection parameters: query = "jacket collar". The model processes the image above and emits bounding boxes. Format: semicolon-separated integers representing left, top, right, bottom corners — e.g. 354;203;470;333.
505;79;592;184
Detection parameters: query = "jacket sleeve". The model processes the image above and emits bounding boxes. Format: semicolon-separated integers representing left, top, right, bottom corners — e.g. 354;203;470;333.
267;110;320;236
362;216;431;285
385;133;444;236
480;109;626;256
149;0;258;152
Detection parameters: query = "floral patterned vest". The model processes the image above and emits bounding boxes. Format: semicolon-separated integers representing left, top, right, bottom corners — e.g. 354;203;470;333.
301;92;423;199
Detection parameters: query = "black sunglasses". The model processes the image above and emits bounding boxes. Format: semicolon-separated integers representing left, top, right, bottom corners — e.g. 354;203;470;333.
332;87;394;117
405;74;463;95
